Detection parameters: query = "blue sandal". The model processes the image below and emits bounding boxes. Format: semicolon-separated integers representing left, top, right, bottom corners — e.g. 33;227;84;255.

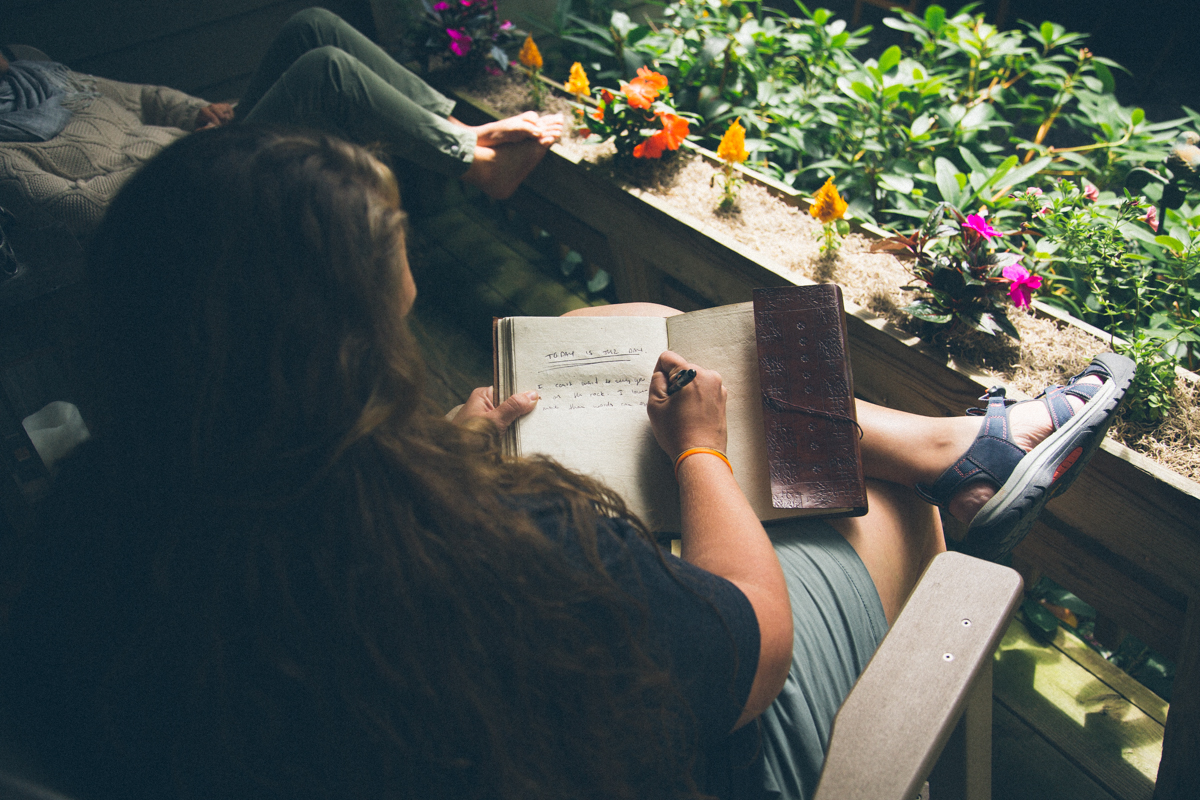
916;353;1136;561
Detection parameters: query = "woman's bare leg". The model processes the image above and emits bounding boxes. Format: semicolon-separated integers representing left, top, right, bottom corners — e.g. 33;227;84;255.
829;479;945;624
561;302;683;317
837;389;1099;623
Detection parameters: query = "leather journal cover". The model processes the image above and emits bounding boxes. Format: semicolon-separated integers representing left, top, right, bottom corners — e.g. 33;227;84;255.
752;285;867;517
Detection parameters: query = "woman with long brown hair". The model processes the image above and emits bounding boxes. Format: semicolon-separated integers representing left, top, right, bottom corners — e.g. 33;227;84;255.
0;124;1131;800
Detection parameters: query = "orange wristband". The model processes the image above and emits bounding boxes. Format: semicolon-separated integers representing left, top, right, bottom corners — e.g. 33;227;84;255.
673;447;733;478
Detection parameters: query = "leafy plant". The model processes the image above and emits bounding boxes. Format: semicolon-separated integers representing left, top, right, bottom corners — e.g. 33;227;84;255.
713;117;749;210
545;1;1200;426
518;35;547;107
1019;181;1200;423
810;177;850;254
875;203;1034;338
574;65;692;160
410;0;520;75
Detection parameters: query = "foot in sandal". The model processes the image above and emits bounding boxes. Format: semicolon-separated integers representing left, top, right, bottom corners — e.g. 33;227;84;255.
916;353;1135;560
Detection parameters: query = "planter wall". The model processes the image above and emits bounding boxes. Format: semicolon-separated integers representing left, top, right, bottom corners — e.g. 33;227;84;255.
453;89;1200;799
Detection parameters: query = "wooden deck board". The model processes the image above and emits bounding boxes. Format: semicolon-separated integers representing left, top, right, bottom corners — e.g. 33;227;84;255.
994;617;1164;800
406;190;604;413
992;701;1119;800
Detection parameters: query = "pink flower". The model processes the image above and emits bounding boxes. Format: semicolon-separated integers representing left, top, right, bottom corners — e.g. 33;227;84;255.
963;214;1002;240
1025;187;1043;197
433;1;450;9
446;28;472;56
1083;182;1099;202
1035;205;1052;217
1142;205;1159;231
500;20;514;30
1002;262;1042;308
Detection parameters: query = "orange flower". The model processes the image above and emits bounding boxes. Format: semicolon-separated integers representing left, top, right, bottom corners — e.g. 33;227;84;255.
592;107;604;121
565;62;590;96
635;66;669;91
518;36;543;70
622;67;669;109
716;117;748;164
633;112;690;159
600;88;614;104
810;177;848;223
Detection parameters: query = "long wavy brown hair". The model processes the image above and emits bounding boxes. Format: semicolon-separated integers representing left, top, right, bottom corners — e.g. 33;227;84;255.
10;126;712;799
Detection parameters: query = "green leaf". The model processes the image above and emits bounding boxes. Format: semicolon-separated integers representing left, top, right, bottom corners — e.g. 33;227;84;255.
1040;21;1055;44
1155;235;1186;253
1131;107;1145;127
904;301;953;325
935;157;963;207
910;113;934;137
924;4;945;32
879;174;915;194
991;155;1052;196
1093;61;1115;93
610;10;633;37
878;45;902;73
850;81;875;102
990;310;1021;340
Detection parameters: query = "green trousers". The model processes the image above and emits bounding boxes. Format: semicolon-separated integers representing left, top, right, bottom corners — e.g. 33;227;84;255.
236;7;475;178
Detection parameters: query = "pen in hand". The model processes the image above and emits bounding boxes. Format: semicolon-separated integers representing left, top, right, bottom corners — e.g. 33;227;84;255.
666;367;697;396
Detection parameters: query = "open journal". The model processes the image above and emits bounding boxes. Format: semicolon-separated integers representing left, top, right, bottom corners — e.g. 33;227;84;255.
494;287;866;533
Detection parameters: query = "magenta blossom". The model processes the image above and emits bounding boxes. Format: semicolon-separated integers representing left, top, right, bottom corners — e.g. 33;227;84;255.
1143;205;1159;231
433;1;450;10
1083;182;1099;202
1002;262;1042;308
446;28;472;56
500;19;514;30
963;214;1002;240
1025;186;1043;197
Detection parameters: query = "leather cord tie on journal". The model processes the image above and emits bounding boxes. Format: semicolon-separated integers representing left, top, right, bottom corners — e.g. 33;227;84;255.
761;394;864;440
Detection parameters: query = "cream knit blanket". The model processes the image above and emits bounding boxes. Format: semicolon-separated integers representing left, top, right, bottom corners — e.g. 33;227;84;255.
0;72;209;247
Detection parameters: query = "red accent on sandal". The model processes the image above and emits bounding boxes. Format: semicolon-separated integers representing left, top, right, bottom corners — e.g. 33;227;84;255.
1052;447;1083;482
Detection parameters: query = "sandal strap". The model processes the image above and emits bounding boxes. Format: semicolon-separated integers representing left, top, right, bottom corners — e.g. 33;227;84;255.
1036;359;1109;430
914;387;1027;508
1039;382;1098;430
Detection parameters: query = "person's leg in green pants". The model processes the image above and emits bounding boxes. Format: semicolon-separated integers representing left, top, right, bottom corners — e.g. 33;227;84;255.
237;7;561;198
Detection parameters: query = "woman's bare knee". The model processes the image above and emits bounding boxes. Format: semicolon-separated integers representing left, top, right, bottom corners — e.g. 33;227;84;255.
562;302;683;317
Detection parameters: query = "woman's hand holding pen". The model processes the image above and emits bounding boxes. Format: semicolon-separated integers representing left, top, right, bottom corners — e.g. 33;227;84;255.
647;350;727;459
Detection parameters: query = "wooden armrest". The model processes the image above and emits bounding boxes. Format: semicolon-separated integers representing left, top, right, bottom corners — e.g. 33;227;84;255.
814;550;1023;800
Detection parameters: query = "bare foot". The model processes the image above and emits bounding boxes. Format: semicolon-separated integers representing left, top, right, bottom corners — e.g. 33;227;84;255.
945;376;1102;524
453;112;565;148
460;139;551;199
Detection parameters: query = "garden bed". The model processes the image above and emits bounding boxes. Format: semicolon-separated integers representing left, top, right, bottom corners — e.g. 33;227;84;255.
467;70;1200;482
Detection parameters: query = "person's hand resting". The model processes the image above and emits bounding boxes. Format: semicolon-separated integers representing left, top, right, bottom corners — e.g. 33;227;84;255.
195;102;235;131
646;350;727;459
452;386;539;434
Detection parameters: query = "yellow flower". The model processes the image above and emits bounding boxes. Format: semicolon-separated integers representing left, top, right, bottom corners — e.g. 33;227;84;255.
565;62;590;97
518;36;543;71
716;118;748;164
810;177;848;224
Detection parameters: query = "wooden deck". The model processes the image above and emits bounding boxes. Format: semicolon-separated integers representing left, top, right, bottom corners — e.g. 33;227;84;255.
405;177;1169;800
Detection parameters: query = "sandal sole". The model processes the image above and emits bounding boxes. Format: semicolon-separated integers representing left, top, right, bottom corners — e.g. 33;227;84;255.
963;353;1135;561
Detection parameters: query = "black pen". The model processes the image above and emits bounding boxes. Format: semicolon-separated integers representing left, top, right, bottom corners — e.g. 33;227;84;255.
666;367;697;396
